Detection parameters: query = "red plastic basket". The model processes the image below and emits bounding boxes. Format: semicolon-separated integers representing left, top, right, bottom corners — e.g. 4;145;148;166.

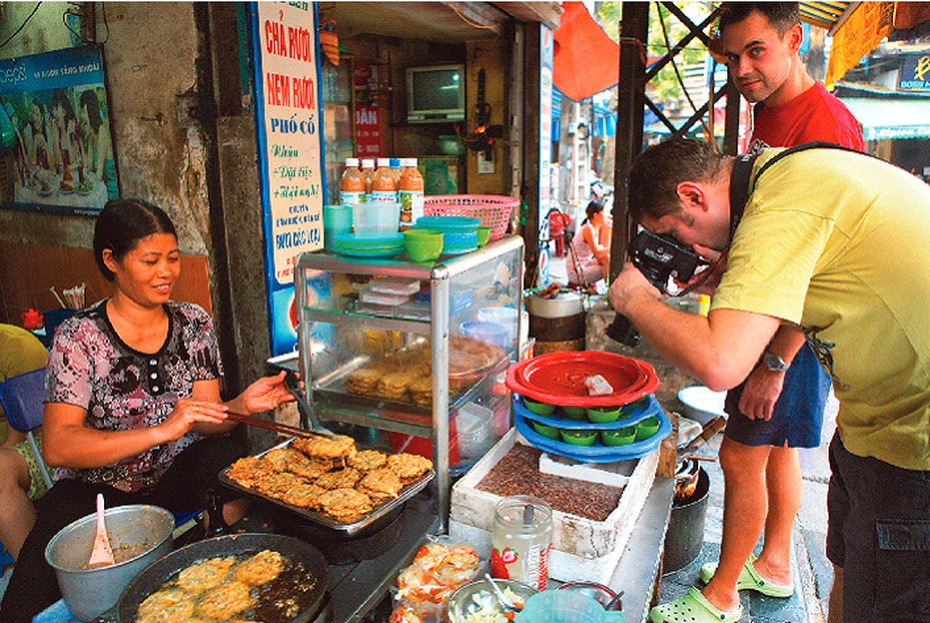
423;195;518;240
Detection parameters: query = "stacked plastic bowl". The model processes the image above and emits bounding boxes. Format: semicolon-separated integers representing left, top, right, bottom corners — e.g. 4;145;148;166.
412;216;480;255
333;232;405;258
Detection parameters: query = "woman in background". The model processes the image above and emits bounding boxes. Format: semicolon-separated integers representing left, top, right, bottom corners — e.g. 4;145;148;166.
0;199;295;623
566;200;611;288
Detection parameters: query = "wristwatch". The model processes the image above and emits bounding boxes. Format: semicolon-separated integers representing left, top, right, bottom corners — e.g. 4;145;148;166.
763;351;791;372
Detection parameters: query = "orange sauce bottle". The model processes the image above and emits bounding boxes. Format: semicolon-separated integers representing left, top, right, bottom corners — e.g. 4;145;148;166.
398;158;424;229
339;158;365;205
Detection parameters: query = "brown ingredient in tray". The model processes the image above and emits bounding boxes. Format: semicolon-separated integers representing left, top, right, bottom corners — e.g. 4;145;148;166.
475;445;623;521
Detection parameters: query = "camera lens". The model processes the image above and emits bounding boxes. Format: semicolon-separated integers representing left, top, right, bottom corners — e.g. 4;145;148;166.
606;313;641;347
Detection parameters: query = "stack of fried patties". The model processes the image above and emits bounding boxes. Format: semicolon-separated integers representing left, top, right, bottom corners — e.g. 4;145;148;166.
226;434;432;524
345;335;506;405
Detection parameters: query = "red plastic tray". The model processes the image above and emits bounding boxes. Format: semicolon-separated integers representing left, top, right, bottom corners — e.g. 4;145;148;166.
505;351;659;407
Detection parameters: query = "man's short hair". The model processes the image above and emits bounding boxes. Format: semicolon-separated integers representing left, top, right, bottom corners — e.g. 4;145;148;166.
717;2;800;38
629;139;725;222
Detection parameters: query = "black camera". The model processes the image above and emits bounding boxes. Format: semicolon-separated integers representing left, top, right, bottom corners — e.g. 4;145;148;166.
606;230;709;346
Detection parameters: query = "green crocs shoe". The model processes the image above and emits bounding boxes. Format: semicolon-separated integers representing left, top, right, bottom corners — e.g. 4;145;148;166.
699;554;794;597
649;587;742;623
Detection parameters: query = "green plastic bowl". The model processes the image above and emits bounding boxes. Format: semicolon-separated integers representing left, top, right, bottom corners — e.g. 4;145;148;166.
523;397;556;416
561;406;586;420
560;429;598;446
586;406;622;424
601;427;636;446
620;397;648;416
476;226;492;247
635;416;661;441
404;229;443;262
532;421;561;440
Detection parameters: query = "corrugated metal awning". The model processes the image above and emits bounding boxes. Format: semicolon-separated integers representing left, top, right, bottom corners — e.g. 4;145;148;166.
839;96;930;140
800;2;856;34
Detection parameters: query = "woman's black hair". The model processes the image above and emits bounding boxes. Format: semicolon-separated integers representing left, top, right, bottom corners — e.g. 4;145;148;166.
50;88;76;123
93;199;177;281
79;89;102;133
582;200;604;225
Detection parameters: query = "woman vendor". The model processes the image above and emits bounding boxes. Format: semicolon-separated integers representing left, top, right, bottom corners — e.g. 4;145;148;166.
0;198;295;622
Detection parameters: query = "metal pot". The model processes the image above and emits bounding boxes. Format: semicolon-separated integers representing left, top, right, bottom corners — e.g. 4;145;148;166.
525;290;584;318
45;504;175;622
116;533;329;623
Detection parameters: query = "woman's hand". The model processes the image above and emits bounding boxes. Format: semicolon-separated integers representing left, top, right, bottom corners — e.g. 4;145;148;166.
232;371;296;415
160;398;229;442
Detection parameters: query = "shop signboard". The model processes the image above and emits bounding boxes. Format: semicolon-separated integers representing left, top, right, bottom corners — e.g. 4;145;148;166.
0;45;118;216
899;53;930;91
355;60;384;158
248;2;327;356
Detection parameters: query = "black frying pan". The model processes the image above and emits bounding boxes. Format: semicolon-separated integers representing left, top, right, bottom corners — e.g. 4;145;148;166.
116;533;328;623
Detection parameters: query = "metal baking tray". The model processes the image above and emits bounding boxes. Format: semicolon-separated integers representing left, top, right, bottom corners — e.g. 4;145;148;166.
218;438;435;536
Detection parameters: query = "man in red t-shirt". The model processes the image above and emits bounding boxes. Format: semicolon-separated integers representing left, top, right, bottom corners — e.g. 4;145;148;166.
649;4;864;623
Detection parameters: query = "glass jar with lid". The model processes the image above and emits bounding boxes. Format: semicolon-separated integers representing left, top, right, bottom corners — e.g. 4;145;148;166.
491;495;552;590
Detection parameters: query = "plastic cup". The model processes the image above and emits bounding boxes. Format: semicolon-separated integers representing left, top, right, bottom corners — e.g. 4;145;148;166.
323;204;352;250
352;202;400;238
460;320;509;348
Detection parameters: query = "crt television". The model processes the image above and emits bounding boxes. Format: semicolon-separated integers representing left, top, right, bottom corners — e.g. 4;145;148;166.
406;64;465;123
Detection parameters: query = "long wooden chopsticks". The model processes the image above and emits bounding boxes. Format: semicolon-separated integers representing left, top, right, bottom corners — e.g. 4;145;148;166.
225;411;334;439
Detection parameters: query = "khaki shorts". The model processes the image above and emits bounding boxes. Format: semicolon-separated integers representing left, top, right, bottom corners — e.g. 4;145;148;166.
12;429;50;500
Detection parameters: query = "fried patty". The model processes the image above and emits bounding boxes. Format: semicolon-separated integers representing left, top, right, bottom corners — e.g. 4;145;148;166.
315;466;362;490
234;549;286;586
292;433;356;460
196;580;256;619
317;488;373;523
357;467;403;504
347;449;388;472
387;453;433;483
136;588;195;622
176;556;236;594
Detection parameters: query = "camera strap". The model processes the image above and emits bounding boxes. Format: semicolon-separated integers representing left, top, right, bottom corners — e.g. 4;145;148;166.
729;153;758;237
729;141;872;237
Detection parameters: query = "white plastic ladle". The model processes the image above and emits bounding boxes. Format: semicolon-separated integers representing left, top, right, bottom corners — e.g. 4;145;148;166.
87;493;115;568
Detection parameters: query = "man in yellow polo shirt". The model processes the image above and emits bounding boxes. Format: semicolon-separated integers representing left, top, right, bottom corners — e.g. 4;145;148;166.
609;139;930;623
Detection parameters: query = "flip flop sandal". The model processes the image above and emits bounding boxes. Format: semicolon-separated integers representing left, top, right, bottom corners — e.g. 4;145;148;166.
699;554;794;598
649;587;743;623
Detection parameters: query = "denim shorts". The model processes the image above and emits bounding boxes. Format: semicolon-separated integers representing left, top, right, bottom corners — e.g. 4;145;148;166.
723;344;829;448
826;433;930;622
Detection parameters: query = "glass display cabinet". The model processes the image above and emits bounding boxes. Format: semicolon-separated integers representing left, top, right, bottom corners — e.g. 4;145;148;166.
294;236;524;527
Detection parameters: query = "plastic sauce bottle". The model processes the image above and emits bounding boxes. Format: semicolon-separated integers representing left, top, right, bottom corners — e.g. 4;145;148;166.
370;157;397;204
389;157;403;185
491;495;552;590
360;158;376;202
340;157;365;206
398;158;425;230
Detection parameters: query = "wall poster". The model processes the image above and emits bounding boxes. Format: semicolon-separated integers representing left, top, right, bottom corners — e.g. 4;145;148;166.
248;2;326;356
0;45;118;216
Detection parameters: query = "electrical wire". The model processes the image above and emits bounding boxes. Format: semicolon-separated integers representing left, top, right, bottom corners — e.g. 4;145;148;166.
448;3;499;31
0;2;41;50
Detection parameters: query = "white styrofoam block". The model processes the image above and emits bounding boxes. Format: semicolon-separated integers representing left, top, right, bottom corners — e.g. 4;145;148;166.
537;452;637;488
450;428;658;582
